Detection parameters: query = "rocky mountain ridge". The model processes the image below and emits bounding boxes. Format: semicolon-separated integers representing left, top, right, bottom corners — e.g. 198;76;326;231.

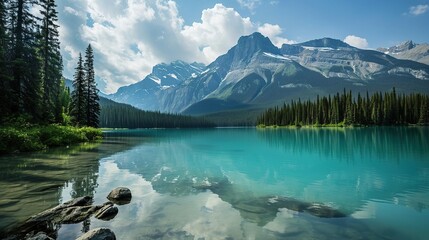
377;41;429;65
105;33;429;117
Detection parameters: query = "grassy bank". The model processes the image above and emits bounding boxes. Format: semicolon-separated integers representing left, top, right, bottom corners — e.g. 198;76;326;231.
0;124;102;154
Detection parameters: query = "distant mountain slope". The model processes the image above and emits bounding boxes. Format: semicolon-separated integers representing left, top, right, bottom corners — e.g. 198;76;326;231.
106;61;206;111
377;41;429;65
104;32;429;120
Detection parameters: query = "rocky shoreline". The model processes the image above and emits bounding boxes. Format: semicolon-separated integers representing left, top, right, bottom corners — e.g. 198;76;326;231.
2;187;132;240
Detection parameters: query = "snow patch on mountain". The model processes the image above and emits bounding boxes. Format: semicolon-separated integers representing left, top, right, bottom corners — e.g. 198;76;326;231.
280;84;312;89
168;73;178;79
263;52;292;61
302;46;335;52
150;76;161;84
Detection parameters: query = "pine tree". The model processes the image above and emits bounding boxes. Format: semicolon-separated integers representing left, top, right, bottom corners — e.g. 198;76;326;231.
418;97;429;125
21;35;43;121
344;91;353;125
70;53;86;126
6;0;45;122
39;0;62;122
0;0;11;119
9;0;37;114
58;77;71;125
84;44;100;127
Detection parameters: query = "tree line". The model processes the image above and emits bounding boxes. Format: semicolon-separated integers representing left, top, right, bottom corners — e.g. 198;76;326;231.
257;89;429;126
0;0;100;127
100;97;215;128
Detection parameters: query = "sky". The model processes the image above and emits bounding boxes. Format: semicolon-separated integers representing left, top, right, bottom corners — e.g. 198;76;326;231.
56;0;429;94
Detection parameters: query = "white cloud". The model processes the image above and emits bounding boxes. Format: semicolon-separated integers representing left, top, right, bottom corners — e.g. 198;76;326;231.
343;35;368;49
181;4;254;62
64;6;80;16
237;0;261;11
59;0;191;93
409;4;428;15
58;1;292;93
258;23;295;47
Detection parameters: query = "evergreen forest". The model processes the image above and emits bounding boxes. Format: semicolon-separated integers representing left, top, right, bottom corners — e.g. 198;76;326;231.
1;0;67;123
99;97;215;128
257;89;429;127
0;0;99;127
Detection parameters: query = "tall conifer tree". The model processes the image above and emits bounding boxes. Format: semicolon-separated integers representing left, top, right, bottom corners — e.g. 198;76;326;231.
419;97;429;125
39;0;62;122
7;0;44;121
70;53;86;126
84;44;100;127
0;0;11;119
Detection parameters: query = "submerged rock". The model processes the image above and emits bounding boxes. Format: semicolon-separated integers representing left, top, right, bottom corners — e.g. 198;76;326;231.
76;228;116;240
107;187;132;205
219;194;347;226
94;202;118;221
268;196;346;218
306;203;346;218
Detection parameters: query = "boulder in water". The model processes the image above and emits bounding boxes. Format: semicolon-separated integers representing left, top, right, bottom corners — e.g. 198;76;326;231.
94;202;118;221
107;187;132;205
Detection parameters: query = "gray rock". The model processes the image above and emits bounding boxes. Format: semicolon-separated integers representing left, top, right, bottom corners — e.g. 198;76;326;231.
4;196;120;239
57;205;101;224
76;228;116;240
28;196;94;223
94;202;118;221
25;232;54;240
107;187;132;205
25;196;103;225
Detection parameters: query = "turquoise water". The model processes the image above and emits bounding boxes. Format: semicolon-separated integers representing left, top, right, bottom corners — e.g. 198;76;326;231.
1;128;429;239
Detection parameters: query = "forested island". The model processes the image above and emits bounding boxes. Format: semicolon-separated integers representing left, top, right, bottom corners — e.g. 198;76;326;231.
257;89;429;127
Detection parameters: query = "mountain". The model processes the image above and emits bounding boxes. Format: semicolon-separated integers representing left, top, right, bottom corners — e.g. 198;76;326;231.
106;33;429;122
106;60;206;111
161;32;287;114
377;41;429;65
177;33;429;115
281;38;429;81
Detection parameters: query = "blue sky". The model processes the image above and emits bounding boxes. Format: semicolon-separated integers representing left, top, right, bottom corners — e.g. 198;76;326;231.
56;0;429;93
175;0;429;47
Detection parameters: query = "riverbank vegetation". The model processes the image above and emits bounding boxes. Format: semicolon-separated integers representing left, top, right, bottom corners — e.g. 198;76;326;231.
257;89;429;127
0;120;101;154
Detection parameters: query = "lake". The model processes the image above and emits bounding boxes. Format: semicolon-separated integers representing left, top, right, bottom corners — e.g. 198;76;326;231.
1;127;428;239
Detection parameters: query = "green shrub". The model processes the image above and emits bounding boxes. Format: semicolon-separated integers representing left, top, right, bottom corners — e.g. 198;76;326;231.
0;124;102;154
78;127;103;141
0;127;45;153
